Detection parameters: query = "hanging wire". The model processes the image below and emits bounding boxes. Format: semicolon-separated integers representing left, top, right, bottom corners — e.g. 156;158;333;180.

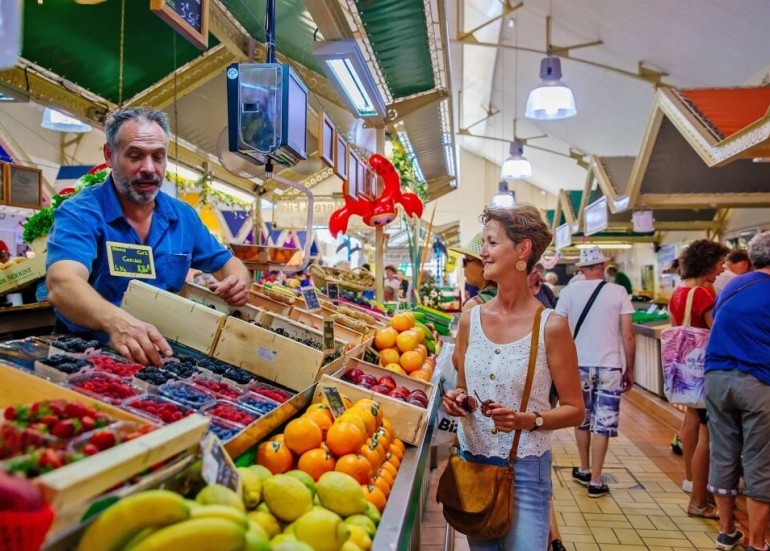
172;32;181;182
513;13;519;139
118;0;126;106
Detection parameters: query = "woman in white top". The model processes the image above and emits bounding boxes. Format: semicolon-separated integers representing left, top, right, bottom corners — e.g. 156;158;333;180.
442;205;584;551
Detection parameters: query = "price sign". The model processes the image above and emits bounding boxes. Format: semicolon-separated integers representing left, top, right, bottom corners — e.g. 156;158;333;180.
323;319;336;352
322;386;348;419
201;433;241;494
327;283;339;301
106;241;156;279
301;286;321;311
151;0;209;50
363;347;381;366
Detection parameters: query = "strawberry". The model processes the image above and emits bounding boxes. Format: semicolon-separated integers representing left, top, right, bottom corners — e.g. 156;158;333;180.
89;431;117;451
40;415;59;427
51;419;81;439
4;406;17;421
64;402;89;419
82;443;100;456
38;449;63;471
80;416;96;432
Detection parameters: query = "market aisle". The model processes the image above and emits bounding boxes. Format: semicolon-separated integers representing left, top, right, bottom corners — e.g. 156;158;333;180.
420;390;723;551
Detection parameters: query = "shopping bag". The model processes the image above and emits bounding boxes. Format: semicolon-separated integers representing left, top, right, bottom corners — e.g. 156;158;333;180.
432;343;458;446
660;325;708;408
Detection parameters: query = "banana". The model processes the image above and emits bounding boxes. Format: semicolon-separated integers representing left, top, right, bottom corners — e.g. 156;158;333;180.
424;339;436;354
129;518;246;551
190;504;249;529
122;528;159;551
413;321;434;341
77;490;189;551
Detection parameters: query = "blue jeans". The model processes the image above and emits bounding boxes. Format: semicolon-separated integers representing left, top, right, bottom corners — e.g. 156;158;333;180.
459;450;552;551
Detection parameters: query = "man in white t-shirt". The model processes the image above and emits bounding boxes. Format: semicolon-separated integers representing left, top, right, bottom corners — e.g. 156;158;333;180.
556;246;635;498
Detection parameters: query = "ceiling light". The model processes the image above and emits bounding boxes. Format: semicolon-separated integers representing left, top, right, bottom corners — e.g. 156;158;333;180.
209;180;256;204
525;56;577;120
500;140;532;179
490;180;516;208
41;108;92;133
507;18;515;29
313;40;386;118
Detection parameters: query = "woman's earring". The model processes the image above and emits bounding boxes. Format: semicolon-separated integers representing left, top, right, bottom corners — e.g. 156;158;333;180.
516;260;527;272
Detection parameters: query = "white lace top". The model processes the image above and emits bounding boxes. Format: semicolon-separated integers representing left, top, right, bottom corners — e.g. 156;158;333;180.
458;307;553;459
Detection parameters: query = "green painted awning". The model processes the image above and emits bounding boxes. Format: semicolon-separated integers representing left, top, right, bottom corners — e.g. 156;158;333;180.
356;0;435;99
22;0;215;104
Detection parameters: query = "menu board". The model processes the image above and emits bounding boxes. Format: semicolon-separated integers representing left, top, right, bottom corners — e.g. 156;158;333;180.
319;113;335;169
584;196;609;236
335;136;349;185
347;152;360;199
5;163;42;209
554;223;572;250
151;0;209;50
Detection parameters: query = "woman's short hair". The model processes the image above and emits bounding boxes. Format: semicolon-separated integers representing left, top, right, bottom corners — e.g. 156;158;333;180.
748;232;770;269
678;239;729;279
726;248;750;265
479;205;553;273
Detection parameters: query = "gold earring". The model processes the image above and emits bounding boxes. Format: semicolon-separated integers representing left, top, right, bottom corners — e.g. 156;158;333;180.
516;260;527;272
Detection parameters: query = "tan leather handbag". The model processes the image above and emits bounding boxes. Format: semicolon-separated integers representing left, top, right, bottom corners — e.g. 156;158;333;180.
436;307;544;540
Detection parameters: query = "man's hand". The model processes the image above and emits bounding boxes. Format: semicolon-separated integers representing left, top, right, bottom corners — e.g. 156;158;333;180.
620;370;634;393
209;275;249;306
106;309;172;366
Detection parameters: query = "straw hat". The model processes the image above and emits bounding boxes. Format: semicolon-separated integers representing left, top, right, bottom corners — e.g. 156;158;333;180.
576;246;610;267
449;233;483;260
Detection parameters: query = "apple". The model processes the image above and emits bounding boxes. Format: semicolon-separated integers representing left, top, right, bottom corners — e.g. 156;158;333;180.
344;367;365;384
369;384;392;395
358;381;373;390
388;391;408;402
358;374;378;387
406;396;427;408
0;470;44;511
390;387;410;399
377;376;396;391
408;389;428;401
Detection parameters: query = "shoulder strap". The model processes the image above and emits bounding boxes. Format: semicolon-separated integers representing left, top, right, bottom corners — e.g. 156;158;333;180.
508;306;545;463
682;286;698;327
714;274;770;315
573;281;607;338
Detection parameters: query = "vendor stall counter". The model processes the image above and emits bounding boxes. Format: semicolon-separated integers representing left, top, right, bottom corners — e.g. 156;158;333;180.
633;321;670;397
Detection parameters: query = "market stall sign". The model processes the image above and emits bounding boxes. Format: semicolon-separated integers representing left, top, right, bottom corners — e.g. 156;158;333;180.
150;0;209;51
555;223;572;250
106;242;156;279
322;386;347;418
301;286;321;311
201;433;241;493
323;319;335;351
326;283;339;301
4;163;42;209
584;197;609;236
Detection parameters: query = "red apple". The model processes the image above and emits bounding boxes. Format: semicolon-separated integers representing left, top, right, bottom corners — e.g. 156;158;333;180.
358;374;378;387
377;376;396;391
0;470;44;511
369;385;391;395
388;391;408;402
408;389;428;401
406;395;427;408
358;381;373;390
390;387;410;399
344;368;364;384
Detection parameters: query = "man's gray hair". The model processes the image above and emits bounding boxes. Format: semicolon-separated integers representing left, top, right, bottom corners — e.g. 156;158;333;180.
748;231;770;269
104;107;170;151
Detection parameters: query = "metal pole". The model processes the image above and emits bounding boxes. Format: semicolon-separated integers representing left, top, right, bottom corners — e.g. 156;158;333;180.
265;0;276;64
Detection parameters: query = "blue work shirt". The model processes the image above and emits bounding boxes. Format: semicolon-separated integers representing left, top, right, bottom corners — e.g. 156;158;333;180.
46;176;233;332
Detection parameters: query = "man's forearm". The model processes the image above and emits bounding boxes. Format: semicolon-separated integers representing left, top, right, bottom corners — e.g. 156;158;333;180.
623;335;636;374
215;257;251;287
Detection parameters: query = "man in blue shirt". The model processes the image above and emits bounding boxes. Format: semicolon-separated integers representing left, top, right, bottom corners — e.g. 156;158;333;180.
46;107;251;366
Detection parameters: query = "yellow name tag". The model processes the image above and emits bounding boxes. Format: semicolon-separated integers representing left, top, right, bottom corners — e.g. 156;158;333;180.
106;241;156;279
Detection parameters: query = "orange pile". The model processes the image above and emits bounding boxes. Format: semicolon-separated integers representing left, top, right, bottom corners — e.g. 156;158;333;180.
373;312;436;382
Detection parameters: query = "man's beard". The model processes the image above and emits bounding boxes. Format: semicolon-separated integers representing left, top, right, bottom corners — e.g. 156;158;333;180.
118;175;162;204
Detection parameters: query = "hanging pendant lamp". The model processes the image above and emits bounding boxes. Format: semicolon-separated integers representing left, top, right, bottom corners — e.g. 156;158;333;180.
500;140;532;180
525;56;576;120
41;108;92;133
490;180;516;208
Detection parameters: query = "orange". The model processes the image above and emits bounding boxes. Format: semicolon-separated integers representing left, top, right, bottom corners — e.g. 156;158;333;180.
335;453;373;484
414;344;428;359
359;441;383;471
374;426;391;450
385;451;401;470
399;350;423;373
303;409;333;439
379;460;398;479
371;473;391;496
325;421;366;457
390;313;413;333
389;438;405;459
354;400;383;427
410;370;431;382
373;328;398;351
376;466;394;487
383;363;407;376
404;312;415;325
284;417;323;455
342;407;376;437
305;403;334;423
297;447;336;481
256;440;295;474
379;348;400;367
369;437;388;465
361;484;387;512
395;331;418;353
270;434;285;444
337;412;368;438
409;328;425;344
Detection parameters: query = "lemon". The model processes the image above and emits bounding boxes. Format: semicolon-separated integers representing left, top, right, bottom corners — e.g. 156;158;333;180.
195;484;245;511
344;515;376;538
243;521;270;551
294;508;350;551
316;472;368;517
346;525;372;550
341;542;364;551
262;474;313;522
363;502;381;526
285;470;316;498
248;464;273;482
237;468;263;509
247;510;281;539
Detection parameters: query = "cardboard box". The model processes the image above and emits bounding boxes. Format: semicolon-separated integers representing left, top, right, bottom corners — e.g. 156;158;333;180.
0;253;46;296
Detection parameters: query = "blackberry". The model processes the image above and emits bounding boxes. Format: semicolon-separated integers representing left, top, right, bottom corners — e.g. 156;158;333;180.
42;355;90;373
162;362;198;379
136;367;175;386
223;368;255;385
197;358;230;375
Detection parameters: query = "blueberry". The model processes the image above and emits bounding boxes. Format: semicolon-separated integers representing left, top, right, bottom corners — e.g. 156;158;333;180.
159;384;213;407
208;422;239;442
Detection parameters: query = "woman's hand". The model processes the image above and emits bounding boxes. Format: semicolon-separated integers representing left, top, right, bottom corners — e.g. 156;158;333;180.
487;404;534;432
441;389;477;417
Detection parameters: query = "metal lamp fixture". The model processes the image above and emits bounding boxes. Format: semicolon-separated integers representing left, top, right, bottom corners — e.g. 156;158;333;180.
490;180;516;208
525;56;577;120
313;39;386;118
500;140;532;180
41;108;92;133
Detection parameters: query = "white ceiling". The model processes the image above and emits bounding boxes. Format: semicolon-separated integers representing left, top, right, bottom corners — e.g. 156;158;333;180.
449;0;770;196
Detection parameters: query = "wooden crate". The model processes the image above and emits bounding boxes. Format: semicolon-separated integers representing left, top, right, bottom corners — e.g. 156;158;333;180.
179;282;263;322
36;414;208;509
312;374;429;446
289;308;366;345
120;280;226;355
247;290;293;317
0;253;46;296
336;301;390;330
0;362;150;425
334;357;436;402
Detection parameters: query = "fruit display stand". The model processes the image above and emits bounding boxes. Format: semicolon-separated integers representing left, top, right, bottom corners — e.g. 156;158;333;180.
288;308;368;345
120;280;227;356
247;284;296;317
178;282;264;322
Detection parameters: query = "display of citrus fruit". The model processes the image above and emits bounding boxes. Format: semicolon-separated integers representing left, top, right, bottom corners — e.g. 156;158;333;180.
399;350;423;373
390;313;414;333
358;441;383;471
361;484;387;512
342;407;376;436
336;412;368;439
375;466;394;487
335;453;373;484
325;422;367;457
297;448;336;481
373;328;398;350
383;363;406;375
408;328;425;344
354;400;382;427
378;348;400;367
370;474;391;497
257;440;295;474
395;331;418;353
379;460;398;479
303;409;333;439
284;417;323;455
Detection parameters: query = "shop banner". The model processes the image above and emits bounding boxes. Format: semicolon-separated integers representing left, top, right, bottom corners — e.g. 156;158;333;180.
274;198;368;230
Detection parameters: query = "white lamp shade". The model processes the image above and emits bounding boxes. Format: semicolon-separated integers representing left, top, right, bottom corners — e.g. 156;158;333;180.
490;192;516;208
41;108;92;133
525;84;577;120
0;0;22;71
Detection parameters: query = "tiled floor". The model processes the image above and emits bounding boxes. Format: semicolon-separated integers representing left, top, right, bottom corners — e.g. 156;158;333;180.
420;389;732;551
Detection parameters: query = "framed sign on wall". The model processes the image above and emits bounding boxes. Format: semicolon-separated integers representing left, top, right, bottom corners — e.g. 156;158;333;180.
5;163;42;209
335;136;348;183
151;0;209;51
347;151;360;199
318;113;336;169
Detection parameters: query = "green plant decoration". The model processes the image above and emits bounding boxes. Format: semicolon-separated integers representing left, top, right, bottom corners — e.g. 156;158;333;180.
389;136;429;203
169;171;253;209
